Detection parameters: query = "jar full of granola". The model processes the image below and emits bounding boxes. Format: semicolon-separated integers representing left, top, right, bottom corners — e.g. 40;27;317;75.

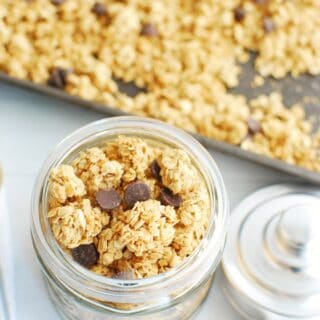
31;117;229;320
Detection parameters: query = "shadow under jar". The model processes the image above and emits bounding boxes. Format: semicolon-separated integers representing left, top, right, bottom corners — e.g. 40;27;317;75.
31;117;229;320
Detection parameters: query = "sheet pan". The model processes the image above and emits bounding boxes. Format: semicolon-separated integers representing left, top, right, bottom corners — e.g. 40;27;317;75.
1;67;319;185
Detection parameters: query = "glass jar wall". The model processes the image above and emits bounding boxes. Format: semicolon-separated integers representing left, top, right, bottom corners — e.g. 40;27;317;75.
31;117;229;320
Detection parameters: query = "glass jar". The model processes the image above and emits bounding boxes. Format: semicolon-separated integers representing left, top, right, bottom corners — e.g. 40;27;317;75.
31;117;229;320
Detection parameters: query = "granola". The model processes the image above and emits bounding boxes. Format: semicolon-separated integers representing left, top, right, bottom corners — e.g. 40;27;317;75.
48;136;210;279
0;0;319;171
241;93;320;171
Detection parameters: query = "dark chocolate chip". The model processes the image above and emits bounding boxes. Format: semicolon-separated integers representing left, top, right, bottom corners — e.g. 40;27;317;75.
71;243;99;268
140;23;159;37
92;2;108;16
96;188;121;211
247;117;261;134
124;181;151;209
47;67;71;89
263;17;275;33
150;160;161;181
112;270;135;280
51;0;66;5
234;6;246;22
159;187;183;208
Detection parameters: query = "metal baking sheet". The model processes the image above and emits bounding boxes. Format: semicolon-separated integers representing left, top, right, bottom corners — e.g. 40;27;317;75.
1;63;320;185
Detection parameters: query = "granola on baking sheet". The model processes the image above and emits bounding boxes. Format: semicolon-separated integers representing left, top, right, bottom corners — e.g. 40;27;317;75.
47;136;210;279
0;0;319;171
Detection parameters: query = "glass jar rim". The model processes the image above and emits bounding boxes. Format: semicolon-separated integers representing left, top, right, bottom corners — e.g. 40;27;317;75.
31;116;229;304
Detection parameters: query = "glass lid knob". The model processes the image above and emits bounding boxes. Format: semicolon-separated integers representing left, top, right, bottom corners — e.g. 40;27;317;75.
276;204;320;258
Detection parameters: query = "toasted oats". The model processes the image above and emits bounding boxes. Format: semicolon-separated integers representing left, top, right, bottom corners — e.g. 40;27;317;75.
1;0;319;171
48;199;106;249
49;164;86;208
48;136;210;278
157;148;198;194
72;147;124;196
241;93;320;171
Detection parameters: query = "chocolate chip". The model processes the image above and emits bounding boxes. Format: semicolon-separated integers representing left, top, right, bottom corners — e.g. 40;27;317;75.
150;160;161;181
159;187;183;208
112;270;135;280
140;23;159;37
96;188;121;211
47;67;70;89
263;17;275;33
234;6;246;22
51;0;65;5
247;117;261;134
124;181;151;209
92;2;108;16
71;244;99;268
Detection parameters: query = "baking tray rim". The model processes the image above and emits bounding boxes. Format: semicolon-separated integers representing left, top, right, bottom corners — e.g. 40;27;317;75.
1;71;319;185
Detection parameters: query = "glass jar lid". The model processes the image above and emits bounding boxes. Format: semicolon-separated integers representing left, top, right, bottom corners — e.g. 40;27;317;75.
222;184;320;319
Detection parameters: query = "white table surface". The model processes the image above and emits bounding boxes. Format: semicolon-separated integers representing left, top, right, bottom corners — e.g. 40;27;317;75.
0;82;302;320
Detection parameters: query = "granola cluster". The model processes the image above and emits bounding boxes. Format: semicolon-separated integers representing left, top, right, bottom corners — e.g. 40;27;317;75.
47;136;210;278
241;93;320;171
0;0;319;171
